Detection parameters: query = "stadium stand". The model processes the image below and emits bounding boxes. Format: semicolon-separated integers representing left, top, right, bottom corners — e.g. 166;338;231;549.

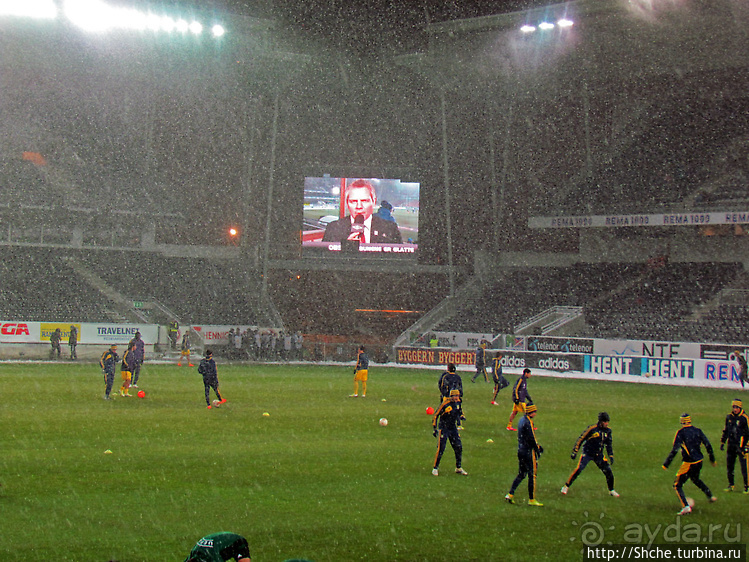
77;251;262;325
0;247;112;321
428;262;749;345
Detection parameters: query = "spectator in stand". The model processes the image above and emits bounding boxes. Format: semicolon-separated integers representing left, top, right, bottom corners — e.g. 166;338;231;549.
168;320;179;350
226;329;236;359
68;325;78;360
254;330;262;360
296;331;304;360
735;350;748;389
281;331;290;361
233;328;243;359
50;327;62;359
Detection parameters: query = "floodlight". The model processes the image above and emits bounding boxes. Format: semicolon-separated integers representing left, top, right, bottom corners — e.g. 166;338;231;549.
538;21;555;30
520;24;536;33
62;0;222;38
0;0;57;19
557;18;574;28
64;0;115;32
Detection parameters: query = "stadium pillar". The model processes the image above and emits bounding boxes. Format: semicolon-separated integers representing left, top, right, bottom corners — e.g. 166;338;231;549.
260;89;280;302
439;88;455;297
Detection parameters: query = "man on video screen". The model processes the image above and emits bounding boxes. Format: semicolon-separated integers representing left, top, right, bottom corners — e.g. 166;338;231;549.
322;179;403;243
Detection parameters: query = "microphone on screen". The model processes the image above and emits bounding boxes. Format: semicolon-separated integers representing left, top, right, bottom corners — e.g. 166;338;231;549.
351;214;365;241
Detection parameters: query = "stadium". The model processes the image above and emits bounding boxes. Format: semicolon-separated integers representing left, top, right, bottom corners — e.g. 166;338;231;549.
1;0;749;560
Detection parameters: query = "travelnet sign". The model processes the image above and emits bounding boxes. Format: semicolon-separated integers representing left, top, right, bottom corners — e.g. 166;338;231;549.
528;211;749;229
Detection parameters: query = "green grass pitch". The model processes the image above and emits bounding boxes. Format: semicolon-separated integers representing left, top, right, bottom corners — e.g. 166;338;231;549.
0;362;747;561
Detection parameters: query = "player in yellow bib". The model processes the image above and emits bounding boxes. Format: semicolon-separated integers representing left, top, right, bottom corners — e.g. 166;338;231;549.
351;345;369;398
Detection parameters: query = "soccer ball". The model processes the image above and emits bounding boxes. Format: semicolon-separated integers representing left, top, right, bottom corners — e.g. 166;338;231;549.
212;399;221;408
686;497;695;508
379;418;388;426
137;390;145;398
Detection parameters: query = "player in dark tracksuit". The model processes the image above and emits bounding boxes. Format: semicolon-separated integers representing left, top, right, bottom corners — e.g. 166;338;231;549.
662;413;717;515
198;349;225;409
491;353;509;405
431;389;468;476
438;363;463;401
561;412;619;497
100;344;119;400
506;404;543;506
720;398;749;493
507;368;533;431
471;342;489;383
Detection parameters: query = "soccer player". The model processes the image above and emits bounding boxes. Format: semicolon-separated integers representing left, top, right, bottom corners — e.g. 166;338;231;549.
198;349;225;409
119;341;137;397
100;344;119;400
720;398;749;493
178;331;194;367
471;341;489;383
129;331;145;388
507;368;533;431
561;412;619;497
490;352;509;405
350;345;369;398
505;404;543;506
662;413;717;515
431;389;468;476
184;532;251;562
438;363;463;401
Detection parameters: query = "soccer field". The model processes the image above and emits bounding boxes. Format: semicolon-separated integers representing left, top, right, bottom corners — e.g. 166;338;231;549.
0;362;747;561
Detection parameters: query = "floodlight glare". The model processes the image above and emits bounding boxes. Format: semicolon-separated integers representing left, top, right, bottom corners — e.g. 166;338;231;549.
538;21;555;30
64;0;117;32
557;18;574;28
62;0;222;38
1;0;57;19
520;24;536;33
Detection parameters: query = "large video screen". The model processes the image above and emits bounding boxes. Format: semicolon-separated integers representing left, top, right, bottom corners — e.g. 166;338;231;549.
302;177;419;257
